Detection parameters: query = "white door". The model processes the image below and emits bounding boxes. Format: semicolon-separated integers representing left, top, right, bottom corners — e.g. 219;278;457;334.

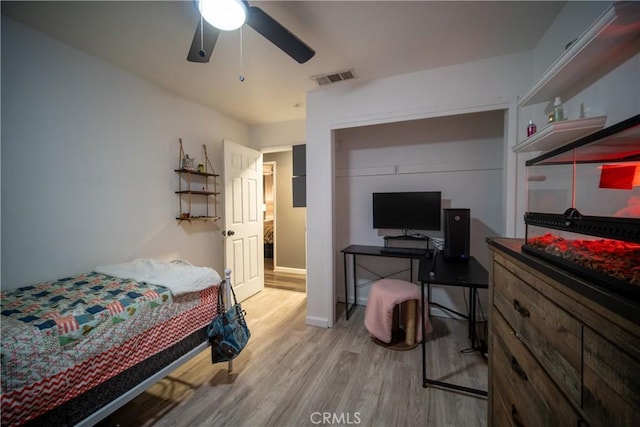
223;140;264;302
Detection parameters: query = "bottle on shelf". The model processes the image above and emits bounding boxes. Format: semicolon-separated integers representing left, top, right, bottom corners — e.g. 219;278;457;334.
527;120;537;137
554;96;564;122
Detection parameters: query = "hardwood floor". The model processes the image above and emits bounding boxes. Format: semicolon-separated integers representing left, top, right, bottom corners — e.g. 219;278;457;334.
264;257;306;293
103;287;487;426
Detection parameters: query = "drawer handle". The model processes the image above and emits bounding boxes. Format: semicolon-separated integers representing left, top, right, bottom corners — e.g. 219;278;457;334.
511;405;525;427
512;299;530;318
510;356;528;381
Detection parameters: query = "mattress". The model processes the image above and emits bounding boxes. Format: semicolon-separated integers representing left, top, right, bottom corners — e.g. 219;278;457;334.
1;271;219;426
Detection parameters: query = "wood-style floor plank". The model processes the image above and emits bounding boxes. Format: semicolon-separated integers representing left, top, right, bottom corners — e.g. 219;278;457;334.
102;286;487;427
264;258;306;293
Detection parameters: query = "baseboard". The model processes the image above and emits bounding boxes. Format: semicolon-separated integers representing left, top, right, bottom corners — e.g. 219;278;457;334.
273;266;307;275
305;315;329;328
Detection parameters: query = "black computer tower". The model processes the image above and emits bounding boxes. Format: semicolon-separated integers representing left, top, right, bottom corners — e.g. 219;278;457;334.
443;208;470;261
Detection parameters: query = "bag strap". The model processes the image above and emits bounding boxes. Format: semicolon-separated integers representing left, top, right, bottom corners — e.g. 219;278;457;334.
217;280;227;315
227;278;239;307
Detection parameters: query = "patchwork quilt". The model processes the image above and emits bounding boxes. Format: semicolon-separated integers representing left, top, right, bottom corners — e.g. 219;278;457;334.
1;272;172;350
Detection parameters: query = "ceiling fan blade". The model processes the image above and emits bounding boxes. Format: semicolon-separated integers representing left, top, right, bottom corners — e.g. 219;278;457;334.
187;18;220;63
246;6;315;64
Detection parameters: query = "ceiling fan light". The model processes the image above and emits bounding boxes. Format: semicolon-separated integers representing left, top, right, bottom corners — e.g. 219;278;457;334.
200;0;246;32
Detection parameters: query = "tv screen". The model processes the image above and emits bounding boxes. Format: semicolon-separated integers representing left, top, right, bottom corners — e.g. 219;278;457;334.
373;191;442;231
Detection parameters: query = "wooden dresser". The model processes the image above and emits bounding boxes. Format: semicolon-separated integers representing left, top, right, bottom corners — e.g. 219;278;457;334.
487;238;640;427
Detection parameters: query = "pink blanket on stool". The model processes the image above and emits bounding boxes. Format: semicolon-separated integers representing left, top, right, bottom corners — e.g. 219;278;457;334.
364;278;433;343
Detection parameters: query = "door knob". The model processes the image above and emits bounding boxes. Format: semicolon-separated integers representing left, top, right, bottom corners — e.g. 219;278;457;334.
222;230;235;236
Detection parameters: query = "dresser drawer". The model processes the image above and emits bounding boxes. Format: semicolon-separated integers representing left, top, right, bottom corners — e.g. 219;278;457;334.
492;311;584;427
492;379;518;427
493;261;582;405
583;327;640;426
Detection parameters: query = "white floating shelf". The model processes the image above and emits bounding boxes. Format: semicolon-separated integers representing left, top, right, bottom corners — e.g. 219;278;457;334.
518;2;640;107
512;116;607;153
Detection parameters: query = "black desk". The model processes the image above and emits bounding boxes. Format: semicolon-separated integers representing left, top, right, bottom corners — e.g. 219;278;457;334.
341;245;429;320
418;253;489;396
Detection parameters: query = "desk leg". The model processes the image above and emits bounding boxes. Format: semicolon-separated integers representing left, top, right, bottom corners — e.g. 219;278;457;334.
343;253;357;320
351;254;357;318
421;281;427;388
470;287;478;350
410;259;414;283
421;280;487;397
343;253;350;320
427;283;431;317
468;287;473;340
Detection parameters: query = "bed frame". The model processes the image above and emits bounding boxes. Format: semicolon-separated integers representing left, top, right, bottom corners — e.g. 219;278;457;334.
18;270;233;426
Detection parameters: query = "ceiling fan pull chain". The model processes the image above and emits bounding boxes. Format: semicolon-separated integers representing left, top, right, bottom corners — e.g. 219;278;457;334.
239;26;245;82
198;4;206;57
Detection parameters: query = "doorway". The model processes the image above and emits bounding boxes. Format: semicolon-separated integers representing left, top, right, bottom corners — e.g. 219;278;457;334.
262;150;307;293
263;161;275;267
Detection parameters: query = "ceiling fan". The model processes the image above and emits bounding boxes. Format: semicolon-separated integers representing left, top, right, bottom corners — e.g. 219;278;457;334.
187;0;315;64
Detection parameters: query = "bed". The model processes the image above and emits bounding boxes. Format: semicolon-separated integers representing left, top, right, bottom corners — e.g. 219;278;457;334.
1;259;225;426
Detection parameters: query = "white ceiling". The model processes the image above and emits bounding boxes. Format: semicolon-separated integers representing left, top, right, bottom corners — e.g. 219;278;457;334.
2;1;566;125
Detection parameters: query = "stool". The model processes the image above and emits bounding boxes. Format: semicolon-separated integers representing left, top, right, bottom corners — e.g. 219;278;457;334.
364;279;431;351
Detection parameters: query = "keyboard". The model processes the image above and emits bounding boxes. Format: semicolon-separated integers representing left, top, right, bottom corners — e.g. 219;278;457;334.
380;247;428;256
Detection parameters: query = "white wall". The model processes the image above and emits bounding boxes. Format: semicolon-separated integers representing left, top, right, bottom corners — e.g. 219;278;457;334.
249;119;306;150
1;17;249;289
306;51;532;327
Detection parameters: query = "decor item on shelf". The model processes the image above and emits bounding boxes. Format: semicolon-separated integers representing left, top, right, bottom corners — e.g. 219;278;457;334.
554;96;565;122
178;138;196;170
208;274;251;363
527;120;537;137
198;163;205;173
181;154;195;171
548;112;555;123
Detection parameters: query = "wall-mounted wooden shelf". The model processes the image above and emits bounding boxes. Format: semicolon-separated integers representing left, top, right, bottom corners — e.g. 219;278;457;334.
175;141;220;222
174;169;219;178
518;2;640;107
176;215;221;223
175;190;219;196
513;116;607;153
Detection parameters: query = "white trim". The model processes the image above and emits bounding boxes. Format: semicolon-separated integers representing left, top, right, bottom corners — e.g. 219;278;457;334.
273;266;307;275
261;145;293;153
329;100;512;131
336;166;396;177
305;315;330;328
399;161;500;175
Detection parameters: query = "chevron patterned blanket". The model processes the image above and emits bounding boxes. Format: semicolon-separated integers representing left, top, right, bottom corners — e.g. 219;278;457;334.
1;272;219;426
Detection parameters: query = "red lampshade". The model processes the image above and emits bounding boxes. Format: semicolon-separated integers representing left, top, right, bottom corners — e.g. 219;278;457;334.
599;164;639;189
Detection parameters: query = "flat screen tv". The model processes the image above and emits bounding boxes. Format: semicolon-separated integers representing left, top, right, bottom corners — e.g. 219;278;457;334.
373;191;442;231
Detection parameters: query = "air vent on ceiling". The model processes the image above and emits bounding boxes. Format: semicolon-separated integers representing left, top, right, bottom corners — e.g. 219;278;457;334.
311;68;357;85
